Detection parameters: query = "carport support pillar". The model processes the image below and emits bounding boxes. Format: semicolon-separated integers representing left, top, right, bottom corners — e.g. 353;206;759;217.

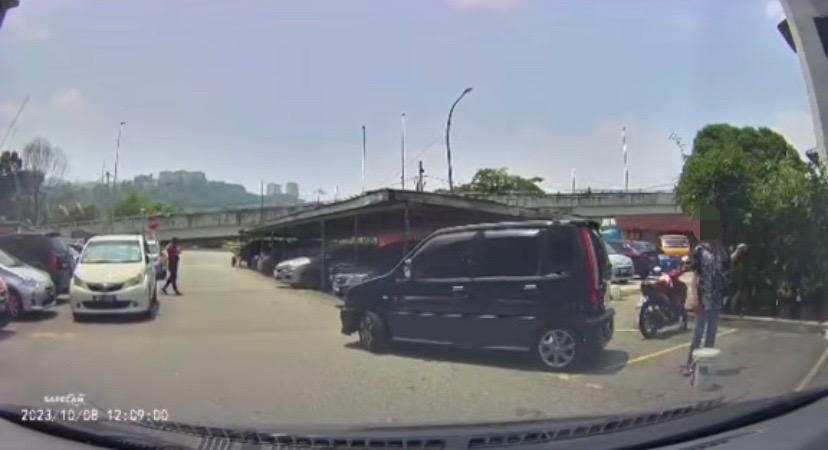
403;201;410;255
353;214;359;265
320;220;327;292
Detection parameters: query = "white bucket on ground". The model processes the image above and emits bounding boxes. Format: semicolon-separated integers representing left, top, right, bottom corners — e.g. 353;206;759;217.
692;348;721;391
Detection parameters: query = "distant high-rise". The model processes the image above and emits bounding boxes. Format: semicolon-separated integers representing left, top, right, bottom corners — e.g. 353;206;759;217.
266;182;282;196
286;182;299;198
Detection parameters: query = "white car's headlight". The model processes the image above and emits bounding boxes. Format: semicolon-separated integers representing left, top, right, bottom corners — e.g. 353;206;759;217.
73;276;87;288
21;277;38;287
124;273;145;287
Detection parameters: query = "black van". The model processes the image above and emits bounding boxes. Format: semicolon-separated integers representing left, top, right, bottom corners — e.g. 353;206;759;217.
340;220;614;371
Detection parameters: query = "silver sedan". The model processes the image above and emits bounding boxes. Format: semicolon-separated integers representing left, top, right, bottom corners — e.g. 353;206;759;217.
0;249;56;319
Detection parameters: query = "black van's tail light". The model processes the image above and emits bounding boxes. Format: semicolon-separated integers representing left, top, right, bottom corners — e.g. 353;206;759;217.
580;228;600;306
48;249;59;275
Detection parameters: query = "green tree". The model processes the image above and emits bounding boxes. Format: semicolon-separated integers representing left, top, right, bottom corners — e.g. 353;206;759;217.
20;138;67;224
457;168;544;195
676;123;828;316
114;192;179;218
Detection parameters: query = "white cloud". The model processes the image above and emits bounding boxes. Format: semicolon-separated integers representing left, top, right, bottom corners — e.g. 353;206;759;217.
4;13;52;42
52;89;85;111
50;89;100;126
448;0;524;12
764;0;785;23
769;109;816;153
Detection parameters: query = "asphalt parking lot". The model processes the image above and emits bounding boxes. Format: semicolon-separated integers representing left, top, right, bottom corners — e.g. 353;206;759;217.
1;250;826;427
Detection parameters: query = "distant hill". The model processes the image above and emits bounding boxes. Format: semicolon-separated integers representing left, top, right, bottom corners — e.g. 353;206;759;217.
45;171;302;216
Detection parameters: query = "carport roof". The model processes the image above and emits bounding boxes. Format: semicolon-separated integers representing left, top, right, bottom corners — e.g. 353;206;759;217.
242;189;582;240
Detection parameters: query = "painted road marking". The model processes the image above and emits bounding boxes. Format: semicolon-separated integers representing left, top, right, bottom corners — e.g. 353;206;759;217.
556;374;604;390
795;345;828;392
626;328;738;366
28;332;75;339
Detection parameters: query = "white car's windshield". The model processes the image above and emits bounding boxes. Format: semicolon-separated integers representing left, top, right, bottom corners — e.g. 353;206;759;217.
81;241;143;264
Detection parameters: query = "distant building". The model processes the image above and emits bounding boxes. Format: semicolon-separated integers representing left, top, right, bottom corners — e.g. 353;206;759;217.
159;170;207;186
286;182;299;198
133;174;155;188
266;183;282;196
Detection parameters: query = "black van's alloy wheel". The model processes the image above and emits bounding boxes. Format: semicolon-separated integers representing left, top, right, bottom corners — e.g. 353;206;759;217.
534;326;582;371
358;310;389;352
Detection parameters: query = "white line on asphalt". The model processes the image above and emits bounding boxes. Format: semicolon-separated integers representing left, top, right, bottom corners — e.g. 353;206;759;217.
795;345;828;392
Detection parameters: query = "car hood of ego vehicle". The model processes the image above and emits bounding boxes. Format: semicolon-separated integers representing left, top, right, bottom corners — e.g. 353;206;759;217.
74;262;144;284
2;389;828;450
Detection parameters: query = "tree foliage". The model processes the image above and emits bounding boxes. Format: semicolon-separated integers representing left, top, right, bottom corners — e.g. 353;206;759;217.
457;168;544;195
676;124;828;315
114;192;180;218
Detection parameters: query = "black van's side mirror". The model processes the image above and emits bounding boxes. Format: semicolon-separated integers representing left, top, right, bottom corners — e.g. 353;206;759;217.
402;258;412;280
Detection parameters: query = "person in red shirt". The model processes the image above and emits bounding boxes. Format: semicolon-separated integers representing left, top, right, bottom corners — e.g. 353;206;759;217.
162;237;182;295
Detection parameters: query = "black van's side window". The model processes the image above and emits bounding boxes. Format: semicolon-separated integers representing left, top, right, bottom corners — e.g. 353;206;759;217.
411;231;476;279
543;226;576;274
477;229;541;277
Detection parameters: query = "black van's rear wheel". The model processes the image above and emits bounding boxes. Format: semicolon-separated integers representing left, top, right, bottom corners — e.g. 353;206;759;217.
533;326;583;372
358;310;389;353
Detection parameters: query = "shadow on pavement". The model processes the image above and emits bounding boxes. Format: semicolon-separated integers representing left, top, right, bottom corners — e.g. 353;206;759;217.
0;329;16;341
74;312;155;324
14;311;59;323
344;341;630;375
578;350;629;375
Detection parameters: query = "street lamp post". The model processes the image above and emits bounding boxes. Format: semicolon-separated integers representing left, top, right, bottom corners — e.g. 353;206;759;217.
445;87;472;192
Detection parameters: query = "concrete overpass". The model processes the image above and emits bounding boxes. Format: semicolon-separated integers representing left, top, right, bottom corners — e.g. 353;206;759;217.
47;190;679;241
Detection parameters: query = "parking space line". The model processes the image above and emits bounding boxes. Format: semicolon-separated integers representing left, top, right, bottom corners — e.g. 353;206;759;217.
555;374;604;390
795;345;828;392
626;328;738;366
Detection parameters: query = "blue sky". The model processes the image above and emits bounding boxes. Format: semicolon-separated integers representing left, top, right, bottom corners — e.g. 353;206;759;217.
0;0;815;199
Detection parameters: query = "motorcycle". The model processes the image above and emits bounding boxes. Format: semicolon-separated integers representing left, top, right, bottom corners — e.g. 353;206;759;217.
638;262;689;338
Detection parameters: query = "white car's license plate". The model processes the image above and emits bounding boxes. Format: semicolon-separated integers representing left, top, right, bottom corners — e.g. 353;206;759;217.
93;294;117;302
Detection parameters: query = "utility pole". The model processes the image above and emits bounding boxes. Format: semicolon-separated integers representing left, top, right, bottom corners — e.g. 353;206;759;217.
361;125;367;193
113;121;126;202
446;87;472;192
401;113;406;190
106;171;113;230
259;180;264;223
570;168;577;193
0;94;29;151
416;161;425;191
621;126;629;191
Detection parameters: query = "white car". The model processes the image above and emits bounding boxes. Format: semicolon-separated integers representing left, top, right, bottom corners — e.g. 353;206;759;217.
70;234;158;321
608;252;635;283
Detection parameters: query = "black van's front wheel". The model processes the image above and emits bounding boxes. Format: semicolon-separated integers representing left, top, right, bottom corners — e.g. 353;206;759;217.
533;326;583;372
358;310;389;353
